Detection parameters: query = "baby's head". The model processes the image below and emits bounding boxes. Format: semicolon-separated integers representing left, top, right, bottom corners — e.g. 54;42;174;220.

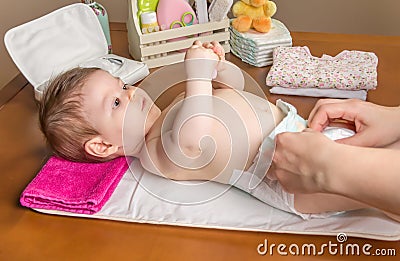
39;67;160;162
39;67;106;162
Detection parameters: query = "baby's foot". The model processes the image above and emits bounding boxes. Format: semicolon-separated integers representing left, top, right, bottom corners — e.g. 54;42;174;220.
200;41;225;60
210;41;225;60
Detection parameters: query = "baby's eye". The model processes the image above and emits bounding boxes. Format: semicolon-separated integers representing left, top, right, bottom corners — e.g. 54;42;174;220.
113;97;120;108
122;83;128;90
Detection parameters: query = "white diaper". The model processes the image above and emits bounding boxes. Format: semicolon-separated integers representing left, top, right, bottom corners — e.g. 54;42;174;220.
229;100;355;220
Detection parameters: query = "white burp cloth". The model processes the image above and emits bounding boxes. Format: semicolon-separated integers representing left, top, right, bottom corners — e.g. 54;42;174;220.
229;100;355;220
4;4;149;101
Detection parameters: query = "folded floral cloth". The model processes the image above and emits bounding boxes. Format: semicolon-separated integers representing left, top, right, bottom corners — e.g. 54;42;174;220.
20;156;130;214
266;46;378;91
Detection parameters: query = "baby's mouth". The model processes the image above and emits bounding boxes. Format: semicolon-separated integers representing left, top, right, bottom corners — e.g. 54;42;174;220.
141;98;145;111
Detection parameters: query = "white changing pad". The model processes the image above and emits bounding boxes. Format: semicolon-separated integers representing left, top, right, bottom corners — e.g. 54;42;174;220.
35;158;400;241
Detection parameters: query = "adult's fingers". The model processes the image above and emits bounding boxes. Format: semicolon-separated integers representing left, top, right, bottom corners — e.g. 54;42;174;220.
266;162;277;180
308;99;359;131
335;129;377;147
274;168;307;194
302;128;315;133
307;99;342;125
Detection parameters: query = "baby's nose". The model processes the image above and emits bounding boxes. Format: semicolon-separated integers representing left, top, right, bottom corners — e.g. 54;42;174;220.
127;87;136;100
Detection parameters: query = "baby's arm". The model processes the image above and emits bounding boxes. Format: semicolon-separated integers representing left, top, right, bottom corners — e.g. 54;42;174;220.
161;41;219;160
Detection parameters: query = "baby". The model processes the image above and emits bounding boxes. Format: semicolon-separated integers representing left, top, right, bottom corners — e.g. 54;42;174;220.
40;40;368;219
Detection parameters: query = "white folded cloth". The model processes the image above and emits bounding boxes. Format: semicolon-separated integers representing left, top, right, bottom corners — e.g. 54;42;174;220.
269;86;368;100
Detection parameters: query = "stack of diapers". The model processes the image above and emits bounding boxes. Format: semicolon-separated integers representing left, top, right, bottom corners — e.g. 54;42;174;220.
229;19;292;67
266;46;378;100
20;155;400;240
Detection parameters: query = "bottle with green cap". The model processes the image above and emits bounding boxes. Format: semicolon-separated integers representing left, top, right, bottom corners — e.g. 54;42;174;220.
137;0;160;27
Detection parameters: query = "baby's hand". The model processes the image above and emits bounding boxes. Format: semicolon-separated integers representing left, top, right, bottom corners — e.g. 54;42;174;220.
184;40;220;79
185;40;219;60
201;41;227;76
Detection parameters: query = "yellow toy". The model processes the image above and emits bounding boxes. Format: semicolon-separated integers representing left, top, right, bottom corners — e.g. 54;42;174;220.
232;0;277;33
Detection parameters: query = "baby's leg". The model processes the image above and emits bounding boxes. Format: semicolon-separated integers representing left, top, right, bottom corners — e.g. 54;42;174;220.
385;212;400;222
294;193;367;214
384;139;400;150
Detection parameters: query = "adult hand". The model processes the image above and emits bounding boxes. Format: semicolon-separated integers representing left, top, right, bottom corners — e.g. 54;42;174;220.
270;128;338;194
308;99;400;148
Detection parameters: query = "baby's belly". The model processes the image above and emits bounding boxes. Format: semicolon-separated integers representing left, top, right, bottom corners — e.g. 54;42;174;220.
155;90;279;184
156;129;261;184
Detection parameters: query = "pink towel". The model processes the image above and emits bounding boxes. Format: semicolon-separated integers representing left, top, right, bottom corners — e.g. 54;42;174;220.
20;156;130;214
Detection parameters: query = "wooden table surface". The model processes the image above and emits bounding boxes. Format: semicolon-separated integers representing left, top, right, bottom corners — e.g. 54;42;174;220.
1;24;399;260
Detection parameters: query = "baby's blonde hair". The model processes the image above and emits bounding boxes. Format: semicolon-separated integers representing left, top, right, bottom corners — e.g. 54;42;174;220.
39;67;111;162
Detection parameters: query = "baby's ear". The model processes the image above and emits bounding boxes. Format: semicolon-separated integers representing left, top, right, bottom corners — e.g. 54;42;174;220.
84;136;119;158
